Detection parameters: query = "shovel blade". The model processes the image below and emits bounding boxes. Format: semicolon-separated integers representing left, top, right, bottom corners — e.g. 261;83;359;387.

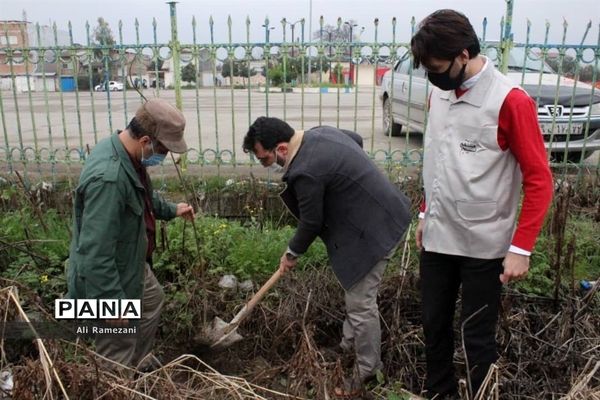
202;317;244;349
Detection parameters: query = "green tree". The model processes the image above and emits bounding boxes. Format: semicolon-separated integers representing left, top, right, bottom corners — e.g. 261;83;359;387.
221;61;241;79
93;17;116;80
578;64;599;83
93;17;115;47
222;60;256;86
263;58;327;87
181;62;196;84
545;54;579;77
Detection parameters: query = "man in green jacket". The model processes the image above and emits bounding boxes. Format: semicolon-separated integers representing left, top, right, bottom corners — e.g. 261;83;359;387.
67;99;194;370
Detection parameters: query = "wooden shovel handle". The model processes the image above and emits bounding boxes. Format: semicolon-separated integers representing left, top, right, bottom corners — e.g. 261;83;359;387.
228;267;283;327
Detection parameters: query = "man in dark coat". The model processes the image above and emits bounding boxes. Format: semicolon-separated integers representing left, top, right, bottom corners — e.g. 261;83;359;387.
243;117;411;396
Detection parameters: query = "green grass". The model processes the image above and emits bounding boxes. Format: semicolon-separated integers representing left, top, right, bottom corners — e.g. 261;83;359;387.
1;181;598;305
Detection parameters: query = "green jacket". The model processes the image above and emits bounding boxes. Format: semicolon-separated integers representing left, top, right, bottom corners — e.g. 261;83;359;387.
67;133;177;300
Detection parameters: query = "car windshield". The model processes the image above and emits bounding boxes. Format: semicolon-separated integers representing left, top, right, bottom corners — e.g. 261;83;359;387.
393;46;555;75
484;46;555;73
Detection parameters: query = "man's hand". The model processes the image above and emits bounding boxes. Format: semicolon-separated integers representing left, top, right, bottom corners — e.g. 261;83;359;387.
415;219;424;250
500;252;530;284
176;203;195;221
279;252;298;275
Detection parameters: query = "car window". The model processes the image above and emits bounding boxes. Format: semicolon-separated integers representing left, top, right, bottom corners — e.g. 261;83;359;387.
395;57;426;78
483;45;554;73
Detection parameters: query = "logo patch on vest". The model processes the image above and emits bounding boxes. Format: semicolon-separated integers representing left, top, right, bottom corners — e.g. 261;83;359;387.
459;139;479;153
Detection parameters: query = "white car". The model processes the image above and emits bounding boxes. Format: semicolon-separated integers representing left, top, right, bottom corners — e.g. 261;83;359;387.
381;47;600;162
95;81;124;92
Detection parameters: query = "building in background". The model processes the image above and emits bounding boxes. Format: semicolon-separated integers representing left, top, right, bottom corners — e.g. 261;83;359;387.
0;20;69;92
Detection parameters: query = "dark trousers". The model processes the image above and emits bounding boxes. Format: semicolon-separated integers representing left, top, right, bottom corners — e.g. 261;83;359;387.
420;250;503;398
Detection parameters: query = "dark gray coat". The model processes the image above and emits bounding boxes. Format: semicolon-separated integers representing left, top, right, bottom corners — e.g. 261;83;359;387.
280;126;411;289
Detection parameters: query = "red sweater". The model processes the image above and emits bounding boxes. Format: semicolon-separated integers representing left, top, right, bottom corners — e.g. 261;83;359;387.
420;88;553;254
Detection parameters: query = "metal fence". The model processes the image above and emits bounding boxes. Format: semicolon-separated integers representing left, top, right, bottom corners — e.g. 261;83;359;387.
1;0;599;178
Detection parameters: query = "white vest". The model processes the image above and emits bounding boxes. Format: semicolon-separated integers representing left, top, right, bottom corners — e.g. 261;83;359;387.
422;64;522;259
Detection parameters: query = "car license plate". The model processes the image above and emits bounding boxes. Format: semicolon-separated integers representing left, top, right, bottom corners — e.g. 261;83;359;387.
539;122;583;136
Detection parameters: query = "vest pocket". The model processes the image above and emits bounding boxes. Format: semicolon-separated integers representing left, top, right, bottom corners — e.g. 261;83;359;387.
456;200;497;221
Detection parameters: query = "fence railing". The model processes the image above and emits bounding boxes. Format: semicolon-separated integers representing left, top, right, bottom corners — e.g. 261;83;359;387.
1;0;599;178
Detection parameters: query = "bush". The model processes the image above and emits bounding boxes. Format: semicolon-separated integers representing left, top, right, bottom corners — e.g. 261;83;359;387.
0;206;70;304
153;216;328;280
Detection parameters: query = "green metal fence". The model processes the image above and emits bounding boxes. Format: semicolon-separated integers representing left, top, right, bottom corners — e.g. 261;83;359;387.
1;0;599;178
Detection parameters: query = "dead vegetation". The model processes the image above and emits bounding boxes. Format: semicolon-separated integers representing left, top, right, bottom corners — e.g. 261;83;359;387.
3;259;598;399
1;174;599;399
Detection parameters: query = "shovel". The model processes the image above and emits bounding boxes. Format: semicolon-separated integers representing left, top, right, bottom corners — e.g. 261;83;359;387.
201;267;283;350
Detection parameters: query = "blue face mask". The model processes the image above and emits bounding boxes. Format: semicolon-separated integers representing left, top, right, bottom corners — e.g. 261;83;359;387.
141;141;167;167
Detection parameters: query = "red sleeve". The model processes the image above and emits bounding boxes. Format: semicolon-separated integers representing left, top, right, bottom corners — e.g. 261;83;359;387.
498;88;553;252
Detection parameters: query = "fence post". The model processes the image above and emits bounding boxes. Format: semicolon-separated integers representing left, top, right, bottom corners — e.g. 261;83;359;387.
168;1;182;109
500;0;514;74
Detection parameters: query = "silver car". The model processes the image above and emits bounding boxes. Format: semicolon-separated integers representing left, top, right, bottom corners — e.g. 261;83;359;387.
381;47;600;162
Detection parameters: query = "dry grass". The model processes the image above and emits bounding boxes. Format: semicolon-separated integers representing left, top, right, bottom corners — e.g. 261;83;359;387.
1;206;599;399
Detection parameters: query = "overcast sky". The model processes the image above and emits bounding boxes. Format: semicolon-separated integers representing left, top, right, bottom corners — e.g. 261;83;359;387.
3;0;599;47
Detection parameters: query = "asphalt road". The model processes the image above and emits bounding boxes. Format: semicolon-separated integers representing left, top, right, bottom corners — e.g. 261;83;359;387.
0;87;423;165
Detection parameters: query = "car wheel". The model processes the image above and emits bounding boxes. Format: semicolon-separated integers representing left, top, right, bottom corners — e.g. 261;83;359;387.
383;97;403;136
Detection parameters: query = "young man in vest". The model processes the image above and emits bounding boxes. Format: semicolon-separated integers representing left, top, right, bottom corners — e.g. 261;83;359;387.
411;9;553;399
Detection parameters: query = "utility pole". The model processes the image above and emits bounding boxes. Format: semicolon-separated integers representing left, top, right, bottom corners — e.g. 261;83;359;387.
344;21;358;52
308;0;312;81
286;20;302;57
328;30;333;82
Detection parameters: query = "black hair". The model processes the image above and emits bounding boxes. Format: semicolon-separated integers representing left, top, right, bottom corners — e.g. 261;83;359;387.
127;117;146;139
242;117;295;153
410;9;480;69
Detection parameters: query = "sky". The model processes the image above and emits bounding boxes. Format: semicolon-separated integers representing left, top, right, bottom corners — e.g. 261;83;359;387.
2;0;599;47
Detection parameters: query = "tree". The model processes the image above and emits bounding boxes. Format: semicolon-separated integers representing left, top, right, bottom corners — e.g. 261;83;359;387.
545;54;579;77
93;17;115;47
181;62;196;84
221;61;241;79
92;17;116;80
545;54;600;82
312;20;359;42
222;60;257;86
579;64;599;83
310;20;359;77
262;58;328;87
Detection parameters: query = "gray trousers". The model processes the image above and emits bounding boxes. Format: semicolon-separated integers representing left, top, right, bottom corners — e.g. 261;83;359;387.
340;254;389;381
95;263;165;369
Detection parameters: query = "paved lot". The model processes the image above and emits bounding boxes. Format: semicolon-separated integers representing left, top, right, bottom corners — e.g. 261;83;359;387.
2;87;597;167
0;87;423;165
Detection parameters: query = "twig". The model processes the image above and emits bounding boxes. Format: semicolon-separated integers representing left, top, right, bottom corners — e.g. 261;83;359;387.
13;171;49;234
5;286;70;399
0;237;50;263
170;153;202;258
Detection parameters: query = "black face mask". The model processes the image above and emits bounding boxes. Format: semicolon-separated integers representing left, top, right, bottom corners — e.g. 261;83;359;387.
427;58;467;91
